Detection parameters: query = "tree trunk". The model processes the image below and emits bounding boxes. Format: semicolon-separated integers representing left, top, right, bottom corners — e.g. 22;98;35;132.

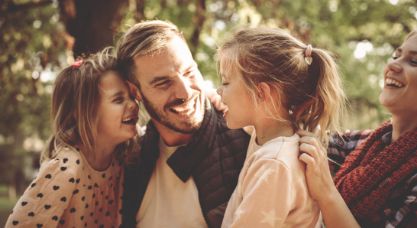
58;0;129;57
190;0;206;55
135;0;146;22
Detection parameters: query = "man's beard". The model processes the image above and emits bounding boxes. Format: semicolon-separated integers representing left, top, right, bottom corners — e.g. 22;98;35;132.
140;91;205;134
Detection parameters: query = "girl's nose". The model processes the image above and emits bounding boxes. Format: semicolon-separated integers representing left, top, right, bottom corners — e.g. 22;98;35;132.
216;87;223;96
128;99;139;111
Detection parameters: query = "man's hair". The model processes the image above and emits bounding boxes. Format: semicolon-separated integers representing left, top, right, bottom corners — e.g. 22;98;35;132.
116;20;185;88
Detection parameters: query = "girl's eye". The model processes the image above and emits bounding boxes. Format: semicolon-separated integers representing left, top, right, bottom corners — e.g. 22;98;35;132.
114;97;124;103
185;69;196;78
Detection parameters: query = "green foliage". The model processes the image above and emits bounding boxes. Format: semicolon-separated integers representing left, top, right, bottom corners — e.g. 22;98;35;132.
0;1;67;184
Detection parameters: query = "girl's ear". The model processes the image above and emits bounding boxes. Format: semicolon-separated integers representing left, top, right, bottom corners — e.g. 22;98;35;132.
126;81;142;101
257;82;272;102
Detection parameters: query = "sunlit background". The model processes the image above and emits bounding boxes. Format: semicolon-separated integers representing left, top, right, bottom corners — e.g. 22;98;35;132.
0;0;416;224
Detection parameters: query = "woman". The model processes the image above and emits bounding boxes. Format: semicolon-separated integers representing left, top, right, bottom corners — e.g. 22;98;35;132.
299;30;417;228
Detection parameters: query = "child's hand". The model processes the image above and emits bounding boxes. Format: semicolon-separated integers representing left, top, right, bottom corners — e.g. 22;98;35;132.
298;130;338;204
206;88;228;113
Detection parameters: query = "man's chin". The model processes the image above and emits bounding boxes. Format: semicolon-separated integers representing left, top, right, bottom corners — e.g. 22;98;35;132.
152;117;202;134
166;121;202;134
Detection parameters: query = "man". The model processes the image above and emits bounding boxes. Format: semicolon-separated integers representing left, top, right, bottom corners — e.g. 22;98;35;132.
116;20;250;228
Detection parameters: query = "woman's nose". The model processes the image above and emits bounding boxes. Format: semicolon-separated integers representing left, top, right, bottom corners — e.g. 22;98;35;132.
386;60;402;73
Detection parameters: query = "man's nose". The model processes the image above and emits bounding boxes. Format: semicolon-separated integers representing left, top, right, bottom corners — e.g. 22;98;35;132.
175;77;195;100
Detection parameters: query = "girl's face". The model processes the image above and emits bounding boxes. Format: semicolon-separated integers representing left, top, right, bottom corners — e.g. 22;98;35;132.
379;33;417;116
217;64;256;129
95;72;139;146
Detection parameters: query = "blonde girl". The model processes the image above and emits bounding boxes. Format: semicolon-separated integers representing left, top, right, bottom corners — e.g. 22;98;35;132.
217;27;345;227
6;49;138;227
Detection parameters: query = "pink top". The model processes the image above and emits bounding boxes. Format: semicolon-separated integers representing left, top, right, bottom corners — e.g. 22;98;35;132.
222;132;321;228
5;146;123;228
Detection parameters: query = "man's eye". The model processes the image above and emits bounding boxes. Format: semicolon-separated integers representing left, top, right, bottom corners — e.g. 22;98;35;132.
222;82;229;86
155;80;171;88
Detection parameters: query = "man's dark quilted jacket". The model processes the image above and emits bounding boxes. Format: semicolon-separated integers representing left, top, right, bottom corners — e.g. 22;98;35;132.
121;107;250;228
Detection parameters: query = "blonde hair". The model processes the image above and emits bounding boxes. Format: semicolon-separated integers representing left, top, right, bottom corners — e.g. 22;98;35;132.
218;28;346;144
116;20;185;88
42;48;135;162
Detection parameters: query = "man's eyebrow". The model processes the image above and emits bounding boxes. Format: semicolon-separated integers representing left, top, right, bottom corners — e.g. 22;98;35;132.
149;76;171;85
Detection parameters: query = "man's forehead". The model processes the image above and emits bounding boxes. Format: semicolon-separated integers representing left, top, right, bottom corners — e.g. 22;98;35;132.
133;40;195;78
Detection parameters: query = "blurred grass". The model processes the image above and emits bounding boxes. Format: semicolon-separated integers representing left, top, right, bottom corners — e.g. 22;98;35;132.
0;185;17;227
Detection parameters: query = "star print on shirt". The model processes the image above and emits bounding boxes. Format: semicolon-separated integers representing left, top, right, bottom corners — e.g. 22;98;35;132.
261;209;279;227
233;207;244;220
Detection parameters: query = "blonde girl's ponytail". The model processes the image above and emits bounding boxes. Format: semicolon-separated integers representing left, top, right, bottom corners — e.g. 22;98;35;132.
292;47;346;145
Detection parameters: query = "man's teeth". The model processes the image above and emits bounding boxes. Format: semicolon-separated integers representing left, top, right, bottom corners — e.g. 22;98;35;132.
171;99;195;112
385;78;404;88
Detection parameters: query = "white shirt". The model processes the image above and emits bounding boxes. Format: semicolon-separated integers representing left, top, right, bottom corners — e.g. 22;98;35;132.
137;138;208;228
222;131;321;228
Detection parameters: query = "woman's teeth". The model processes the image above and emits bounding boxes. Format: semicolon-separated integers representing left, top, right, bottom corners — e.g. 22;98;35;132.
385;78;404;88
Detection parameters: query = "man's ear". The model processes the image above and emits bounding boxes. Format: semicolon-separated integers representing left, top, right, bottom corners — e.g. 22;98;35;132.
126;81;142;101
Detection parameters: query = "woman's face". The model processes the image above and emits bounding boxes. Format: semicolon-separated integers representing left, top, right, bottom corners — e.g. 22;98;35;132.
379;33;417;116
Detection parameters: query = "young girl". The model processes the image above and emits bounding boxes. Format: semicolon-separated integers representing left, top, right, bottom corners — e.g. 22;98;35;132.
217;28;345;227
5;49;139;227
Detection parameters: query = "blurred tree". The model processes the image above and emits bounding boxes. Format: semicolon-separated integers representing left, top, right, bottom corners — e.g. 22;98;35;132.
0;0;67;194
58;0;129;57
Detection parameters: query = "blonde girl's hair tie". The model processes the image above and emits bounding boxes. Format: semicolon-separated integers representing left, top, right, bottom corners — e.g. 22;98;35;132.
72;59;84;68
304;44;313;65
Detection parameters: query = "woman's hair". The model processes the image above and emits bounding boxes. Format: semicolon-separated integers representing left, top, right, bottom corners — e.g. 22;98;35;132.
218;27;346;144
41;48;135;162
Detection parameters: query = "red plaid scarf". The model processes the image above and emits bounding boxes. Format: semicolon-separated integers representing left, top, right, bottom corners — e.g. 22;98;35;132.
333;122;417;224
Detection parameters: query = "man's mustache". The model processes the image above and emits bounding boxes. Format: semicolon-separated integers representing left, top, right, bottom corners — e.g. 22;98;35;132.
165;93;199;109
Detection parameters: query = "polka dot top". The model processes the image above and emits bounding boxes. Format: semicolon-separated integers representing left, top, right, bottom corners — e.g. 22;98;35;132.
5;146;124;228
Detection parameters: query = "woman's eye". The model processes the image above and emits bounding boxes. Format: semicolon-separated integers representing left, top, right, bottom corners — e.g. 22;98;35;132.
392;53;399;60
410;59;417;66
222;82;229;86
